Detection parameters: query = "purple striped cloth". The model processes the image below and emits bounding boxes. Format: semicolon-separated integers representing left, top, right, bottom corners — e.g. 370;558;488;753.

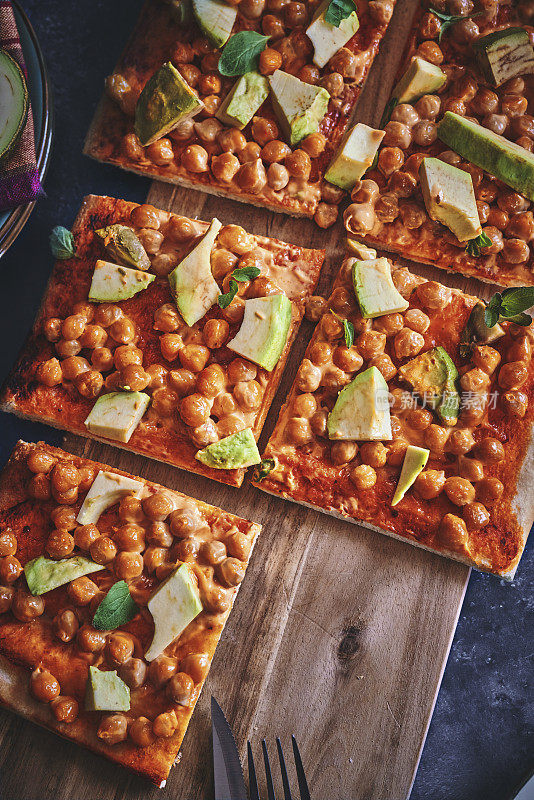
0;0;41;212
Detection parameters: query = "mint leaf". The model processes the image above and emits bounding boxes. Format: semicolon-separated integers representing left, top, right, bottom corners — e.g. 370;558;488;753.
218;31;270;76
465;231;492;257
506;312;532;326
324;0;357;26
92;580;138;630
484;293;502;329
500;287;534;317
232;265;261;282
217;279;239;309
430;8;484;41
50;226;76;260
343;319;354;348
379;96;398;129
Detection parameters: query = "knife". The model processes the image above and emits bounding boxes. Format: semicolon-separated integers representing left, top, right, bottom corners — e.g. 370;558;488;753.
211;696;248;800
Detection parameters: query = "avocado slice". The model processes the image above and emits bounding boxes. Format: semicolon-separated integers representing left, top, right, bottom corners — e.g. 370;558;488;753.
95;224;151;271
419;157;481;243
192;0;237;48
135;61;203;146
195;428;261;469
473;27;534;87
227;293;292;371
85;666;130;712
88;260;155;303
269;70;330;146
76;470;144;526
346;239;377;260
398;346;460;425
168;218;222;327
24;555;101;596
0;49;28;159
437;112;534;202
145;563;203;661
459;301;505;358
391;445;430;506
306;0;360;68
327;366;392;441
392;56;446;105
84;391;151;443
325;123;385;191
352;258;409;318
216;71;270;129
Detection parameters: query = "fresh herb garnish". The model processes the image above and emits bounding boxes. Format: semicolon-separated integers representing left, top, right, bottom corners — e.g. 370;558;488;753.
379;96;398;130
217;265;261;308
218;279;239;309
49;226;76;260
465;231;492;257
484;287;534;328
218;31;270;76
92;580;139;631
252;457;276;481
330;310;355;348
430;8;484;42
324;0;357;26
232;265;261;282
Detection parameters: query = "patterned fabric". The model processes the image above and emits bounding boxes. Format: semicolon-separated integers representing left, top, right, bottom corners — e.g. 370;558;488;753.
0;0;41;212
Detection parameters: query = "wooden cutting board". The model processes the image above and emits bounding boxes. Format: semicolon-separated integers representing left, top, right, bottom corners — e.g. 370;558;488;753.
0;0;488;796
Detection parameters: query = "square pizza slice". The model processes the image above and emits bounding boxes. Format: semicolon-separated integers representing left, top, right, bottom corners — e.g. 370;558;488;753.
0;440;261;786
252;243;534;578
1;194;324;487
84;0;396;229
342;1;534;286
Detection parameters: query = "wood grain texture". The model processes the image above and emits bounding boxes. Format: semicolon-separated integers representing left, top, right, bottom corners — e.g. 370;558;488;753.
0;0;490;796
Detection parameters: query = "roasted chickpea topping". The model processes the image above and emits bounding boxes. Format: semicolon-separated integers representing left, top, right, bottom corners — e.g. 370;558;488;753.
148;656;178;688
0;585;14;614
0;556;22;584
167;671;195;705
153;711;178;738
0;531;17;557
12;590;45;622
98;714;128;745
350;464;377;490
51;696;79;724
180;652;209;684
414;469;445;500
53;609;79;643
438;514;468;551
30;667;60;703
68;576;99;606
89;536;117;565
106;632;135;666
119;657;147;689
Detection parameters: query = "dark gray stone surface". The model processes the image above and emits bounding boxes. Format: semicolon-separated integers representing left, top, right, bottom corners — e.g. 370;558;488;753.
0;2;531;797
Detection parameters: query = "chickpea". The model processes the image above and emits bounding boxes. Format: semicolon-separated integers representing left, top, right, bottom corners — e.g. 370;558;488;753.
300;133;326;159
94;304;122;329
463;502;490;530
251;116;278;148
53;609;79;643
0;585;14;613
233;380;263;410
266;162;289;191
36;357;63;387
426;424;451;452
309;341;332;366
118;364;149;392
285;149;311;180
77;624;106;652
179;344;210;373
173;538;200;564
146;363;168;390
200;540;227;566
179;393;211;427
98;714;128;745
356;330;386;359
105;632;134;667
444;476;475;506
211;152;240;183
167;671;195;705
91;347;114;372
118;657;147;690
406;408;433;431
295;359;320;393
79;324;107;350
502;390;528;418
285;416;313;445
114;551;144;581
329;47;357;78
498;361;528;390
217;414;245;438
437;513;468;551
51;696;79;724
481;226;504;254
153;711;178;738
474;437;504;465
202;319;229;350
259;46;283;75
76;369;104;399
141;493;174;523
179;654;208;686
329;441;357;466
238;141;262;164
61;315;86;341
27;474;51;501
350;464;377;490
12;590;45;622
149;656;178;688
30;667;60;703
114;523;145;552
50;506;77;530
416;281;451;310
414;469;445;500
146;138;174;165
393;328;425;359
236;159;268;193
27;449;56;474
370;353;396;381
89;536;117;565
501;239;530;264
448;429;474;455
476;477;503;505
0;531;17;557
262;13;285;38
181;144;209;172
218;128;247;154
415;94;441;120
216;556;245;588
73;523;100;551
472;345;501;375
384;121;412;150
460;368;490;394
457;456;484;483
43;317;62;342
66;576;99;611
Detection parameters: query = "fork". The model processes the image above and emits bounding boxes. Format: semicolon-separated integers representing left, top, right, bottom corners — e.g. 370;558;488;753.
247;736;311;800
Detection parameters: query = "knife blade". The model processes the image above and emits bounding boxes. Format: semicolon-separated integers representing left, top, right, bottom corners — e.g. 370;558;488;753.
211;696;248;800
